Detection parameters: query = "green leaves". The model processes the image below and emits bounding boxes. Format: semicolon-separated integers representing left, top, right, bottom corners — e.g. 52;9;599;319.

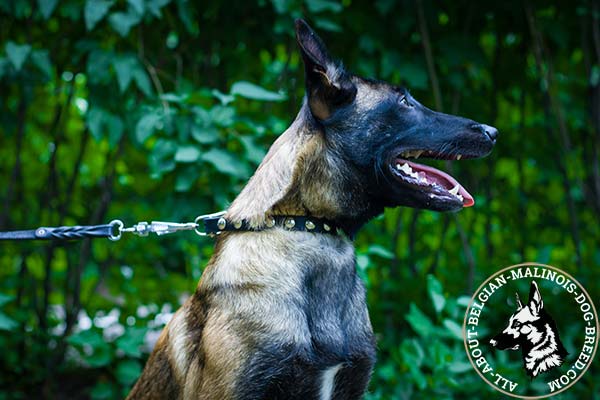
136;113;162;143
174;145;201;163
0;293;17;331
112;54;136;92
84;0;114;30
0;312;18;331
87;108;124;146
109;11;141;37
30;50;52;78
116;360;142;385
231;81;286;102
115;327;147;358
112;54;152;95
427;275;446;313
405;303;435;337
202;148;250;178
67;329;113;367
38;0;58;19
0;293;14;307
5;41;31;71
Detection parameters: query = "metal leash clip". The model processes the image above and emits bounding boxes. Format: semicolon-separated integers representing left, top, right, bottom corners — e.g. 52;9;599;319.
124;221;199;237
108;211;227;241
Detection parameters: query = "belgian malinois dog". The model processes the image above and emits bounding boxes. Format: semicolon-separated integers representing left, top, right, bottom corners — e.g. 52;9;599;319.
489;281;568;377
128;19;497;399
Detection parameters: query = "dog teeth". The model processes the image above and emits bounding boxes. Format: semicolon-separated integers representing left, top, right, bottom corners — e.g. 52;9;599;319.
457;194;463;201
456;154;462;160
395;163;422;180
449;185;460;196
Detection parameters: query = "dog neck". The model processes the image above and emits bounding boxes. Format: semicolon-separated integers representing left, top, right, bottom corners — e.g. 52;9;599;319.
226;103;378;236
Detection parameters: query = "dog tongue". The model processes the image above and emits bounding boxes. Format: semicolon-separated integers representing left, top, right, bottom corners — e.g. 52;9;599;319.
405;161;475;207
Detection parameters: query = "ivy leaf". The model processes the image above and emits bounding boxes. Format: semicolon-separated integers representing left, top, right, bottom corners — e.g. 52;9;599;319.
174;145;201;163
30;50;52;78
149;139;177;175
126;0;145;16
0;293;15;307
132;65;152;97
405;303;434;337
5;42;31;71
230;81;286;102
175;0;198;35
135;113;161;143
112;54;151;96
427;275;446;313
106;117;124;147
112;54;135;92
367;244;394;259
209;106;235;127
146;0;171;18
443;319;464;340
84;0;113;31
108;11;141;37
238;136;266;165
87;108;105;141
191;125;219;144
0;312;18;331
87;50;113;85
37;0;58;19
201;149;249;178
211;89;235;105
87;108;123;147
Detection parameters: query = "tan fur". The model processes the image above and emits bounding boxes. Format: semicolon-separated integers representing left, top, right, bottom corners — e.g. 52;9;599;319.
226;111;345;226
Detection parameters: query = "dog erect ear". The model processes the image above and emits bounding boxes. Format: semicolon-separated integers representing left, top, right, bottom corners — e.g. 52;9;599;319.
295;19;357;120
515;293;523;310
528;281;544;316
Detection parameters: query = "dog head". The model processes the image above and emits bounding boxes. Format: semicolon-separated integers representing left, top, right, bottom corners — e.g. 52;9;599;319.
489;281;544;351
295;19;497;213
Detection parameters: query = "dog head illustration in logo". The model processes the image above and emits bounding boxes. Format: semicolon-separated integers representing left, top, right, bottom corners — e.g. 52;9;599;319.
489;281;568;377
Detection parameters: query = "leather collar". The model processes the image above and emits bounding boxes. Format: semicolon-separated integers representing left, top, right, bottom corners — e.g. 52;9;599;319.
202;215;344;236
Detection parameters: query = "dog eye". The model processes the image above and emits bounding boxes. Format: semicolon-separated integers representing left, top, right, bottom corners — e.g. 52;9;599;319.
398;95;411;107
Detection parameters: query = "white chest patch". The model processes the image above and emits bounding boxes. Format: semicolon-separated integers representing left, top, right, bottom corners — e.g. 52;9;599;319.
320;363;343;400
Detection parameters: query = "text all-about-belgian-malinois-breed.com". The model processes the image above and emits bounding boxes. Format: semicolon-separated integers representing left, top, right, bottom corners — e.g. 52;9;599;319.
128;19;498;400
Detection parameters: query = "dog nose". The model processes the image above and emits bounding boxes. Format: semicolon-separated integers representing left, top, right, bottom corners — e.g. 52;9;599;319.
481;124;498;142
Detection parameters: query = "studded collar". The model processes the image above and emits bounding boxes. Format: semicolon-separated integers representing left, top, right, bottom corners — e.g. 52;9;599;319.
202;214;344;236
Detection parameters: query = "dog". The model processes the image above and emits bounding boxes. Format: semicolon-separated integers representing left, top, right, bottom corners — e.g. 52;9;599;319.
489;281;568;377
127;19;497;399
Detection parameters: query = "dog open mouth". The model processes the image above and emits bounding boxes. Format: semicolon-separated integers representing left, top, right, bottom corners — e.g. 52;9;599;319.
390;150;475;207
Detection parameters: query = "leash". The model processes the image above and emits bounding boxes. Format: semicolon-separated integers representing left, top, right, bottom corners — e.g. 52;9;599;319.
0;212;342;241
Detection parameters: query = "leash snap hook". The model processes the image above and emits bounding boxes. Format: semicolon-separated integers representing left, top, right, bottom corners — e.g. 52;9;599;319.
150;221;198;236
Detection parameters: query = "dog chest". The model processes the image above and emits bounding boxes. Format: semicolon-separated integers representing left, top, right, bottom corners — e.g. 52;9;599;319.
197;230;376;398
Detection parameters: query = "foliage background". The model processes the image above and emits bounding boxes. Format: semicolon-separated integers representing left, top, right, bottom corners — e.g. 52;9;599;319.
1;0;599;398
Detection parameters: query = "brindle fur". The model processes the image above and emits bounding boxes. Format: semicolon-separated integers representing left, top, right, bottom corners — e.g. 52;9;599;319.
128;19;496;400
